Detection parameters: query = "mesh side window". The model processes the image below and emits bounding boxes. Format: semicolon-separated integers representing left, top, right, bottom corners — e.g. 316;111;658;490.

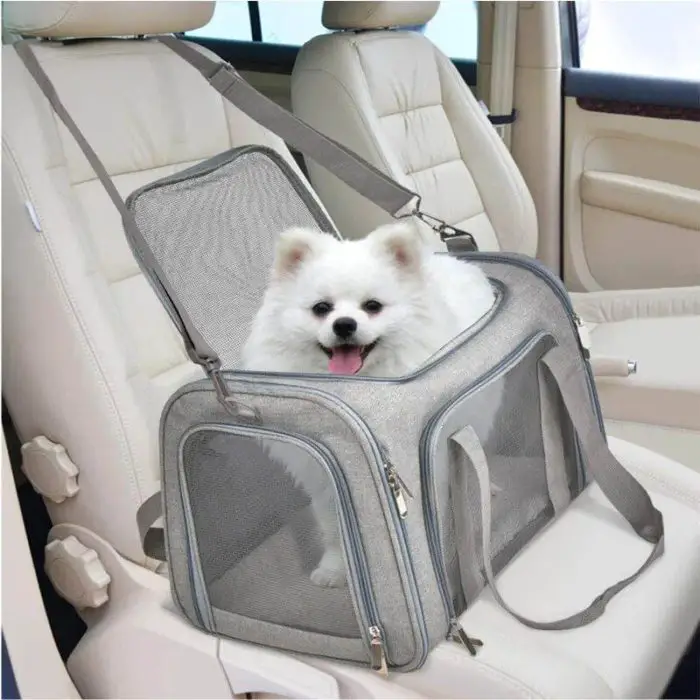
128;147;336;369
434;335;579;611
181;427;362;638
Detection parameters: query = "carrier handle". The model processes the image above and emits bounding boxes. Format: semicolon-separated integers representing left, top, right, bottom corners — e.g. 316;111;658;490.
137;491;167;562
449;345;663;630
157;36;478;253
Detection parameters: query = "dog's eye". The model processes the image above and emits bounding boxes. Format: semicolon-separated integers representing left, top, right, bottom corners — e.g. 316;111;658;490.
311;301;333;317
362;299;384;314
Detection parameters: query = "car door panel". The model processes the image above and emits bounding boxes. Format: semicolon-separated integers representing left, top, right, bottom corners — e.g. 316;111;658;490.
562;2;700;293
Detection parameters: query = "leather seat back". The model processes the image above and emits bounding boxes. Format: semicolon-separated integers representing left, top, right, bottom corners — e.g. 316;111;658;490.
1;0;321;564
292;0;538;254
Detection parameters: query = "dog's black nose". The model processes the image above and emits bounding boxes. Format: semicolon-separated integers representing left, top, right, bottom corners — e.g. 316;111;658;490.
333;317;357;339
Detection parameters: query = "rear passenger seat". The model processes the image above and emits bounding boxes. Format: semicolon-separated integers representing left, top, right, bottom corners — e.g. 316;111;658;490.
3;2;700;698
291;0;700;468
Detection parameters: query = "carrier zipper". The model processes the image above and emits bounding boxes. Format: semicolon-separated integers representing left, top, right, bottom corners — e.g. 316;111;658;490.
573;313;591;359
449;618;483;656
369;625;388;676
384;456;413;519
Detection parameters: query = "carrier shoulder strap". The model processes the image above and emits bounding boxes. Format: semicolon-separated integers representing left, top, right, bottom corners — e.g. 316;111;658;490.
449;345;664;630
156;35;416;218
156;36;477;253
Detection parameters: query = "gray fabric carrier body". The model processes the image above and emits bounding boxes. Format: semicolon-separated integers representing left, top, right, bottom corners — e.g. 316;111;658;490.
14;36;665;675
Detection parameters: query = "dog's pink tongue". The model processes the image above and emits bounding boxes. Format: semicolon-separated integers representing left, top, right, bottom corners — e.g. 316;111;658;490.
328;346;363;375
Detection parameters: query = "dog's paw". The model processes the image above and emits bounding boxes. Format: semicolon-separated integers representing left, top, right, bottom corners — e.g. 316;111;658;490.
310;550;346;588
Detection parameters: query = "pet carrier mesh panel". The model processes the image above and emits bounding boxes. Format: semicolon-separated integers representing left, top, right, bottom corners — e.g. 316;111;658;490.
126;147;338;369
181;427;362;638
16;36;665;675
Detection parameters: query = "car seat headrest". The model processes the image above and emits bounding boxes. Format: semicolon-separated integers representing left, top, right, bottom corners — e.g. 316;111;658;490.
3;1;215;39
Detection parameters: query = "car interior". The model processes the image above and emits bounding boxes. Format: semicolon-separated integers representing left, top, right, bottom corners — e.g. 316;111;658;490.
2;1;699;698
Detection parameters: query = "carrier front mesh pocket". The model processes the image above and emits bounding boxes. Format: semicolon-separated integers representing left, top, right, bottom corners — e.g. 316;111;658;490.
179;424;371;651
424;333;581;613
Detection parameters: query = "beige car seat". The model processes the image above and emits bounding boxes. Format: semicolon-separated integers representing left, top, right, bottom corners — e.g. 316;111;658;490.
291;1;700;469
3;2;700;697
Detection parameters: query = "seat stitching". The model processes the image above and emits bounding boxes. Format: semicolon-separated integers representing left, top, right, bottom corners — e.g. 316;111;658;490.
377;100;443;119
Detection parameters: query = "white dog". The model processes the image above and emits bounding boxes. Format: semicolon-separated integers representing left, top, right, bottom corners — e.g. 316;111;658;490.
241;220;497;587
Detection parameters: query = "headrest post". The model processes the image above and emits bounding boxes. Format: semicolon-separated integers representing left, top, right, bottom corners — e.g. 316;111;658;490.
322;1;440;32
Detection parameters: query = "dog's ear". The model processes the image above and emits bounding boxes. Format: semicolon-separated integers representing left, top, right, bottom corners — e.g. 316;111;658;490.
367;220;427;274
273;227;325;278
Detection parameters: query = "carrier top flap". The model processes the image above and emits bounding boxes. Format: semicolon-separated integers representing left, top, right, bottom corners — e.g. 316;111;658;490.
125;146;338;369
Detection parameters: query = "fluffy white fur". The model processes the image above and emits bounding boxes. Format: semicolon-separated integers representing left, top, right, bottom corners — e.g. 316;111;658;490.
241;220;498;587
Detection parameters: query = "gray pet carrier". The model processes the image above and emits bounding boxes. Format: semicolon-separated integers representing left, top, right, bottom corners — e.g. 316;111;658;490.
17;37;665;674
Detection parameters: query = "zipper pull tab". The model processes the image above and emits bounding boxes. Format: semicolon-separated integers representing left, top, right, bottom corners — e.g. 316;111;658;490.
385;461;413;519
574;313;592;359
450;618;483;656
369;626;388;677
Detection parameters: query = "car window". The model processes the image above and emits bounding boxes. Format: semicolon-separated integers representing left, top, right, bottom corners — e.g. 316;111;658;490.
575;0;700;81
188;0;478;61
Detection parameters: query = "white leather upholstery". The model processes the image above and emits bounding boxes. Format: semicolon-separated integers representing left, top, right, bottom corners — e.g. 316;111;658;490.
3;1;214;38
574;288;700;468
322;1;438;31
291;4;700;464
3;4;700;698
292;29;538;256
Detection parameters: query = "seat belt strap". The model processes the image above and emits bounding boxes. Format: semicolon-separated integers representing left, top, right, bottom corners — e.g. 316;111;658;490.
489;1;519;150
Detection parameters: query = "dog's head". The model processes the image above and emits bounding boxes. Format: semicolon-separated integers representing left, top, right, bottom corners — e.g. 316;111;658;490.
262;220;432;375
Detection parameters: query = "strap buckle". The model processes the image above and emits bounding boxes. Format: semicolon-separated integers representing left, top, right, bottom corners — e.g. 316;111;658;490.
412;205;479;253
191;351;260;422
206;61;239;93
207;365;261;423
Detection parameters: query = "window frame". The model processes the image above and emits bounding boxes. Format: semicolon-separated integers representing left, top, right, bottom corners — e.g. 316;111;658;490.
561;0;700;116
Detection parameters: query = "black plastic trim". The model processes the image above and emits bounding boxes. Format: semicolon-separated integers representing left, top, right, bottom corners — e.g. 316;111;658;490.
248;1;262;43
560;1;579;69
2;636;20;699
563;68;700;110
452;59;477;87
488;109;517;126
